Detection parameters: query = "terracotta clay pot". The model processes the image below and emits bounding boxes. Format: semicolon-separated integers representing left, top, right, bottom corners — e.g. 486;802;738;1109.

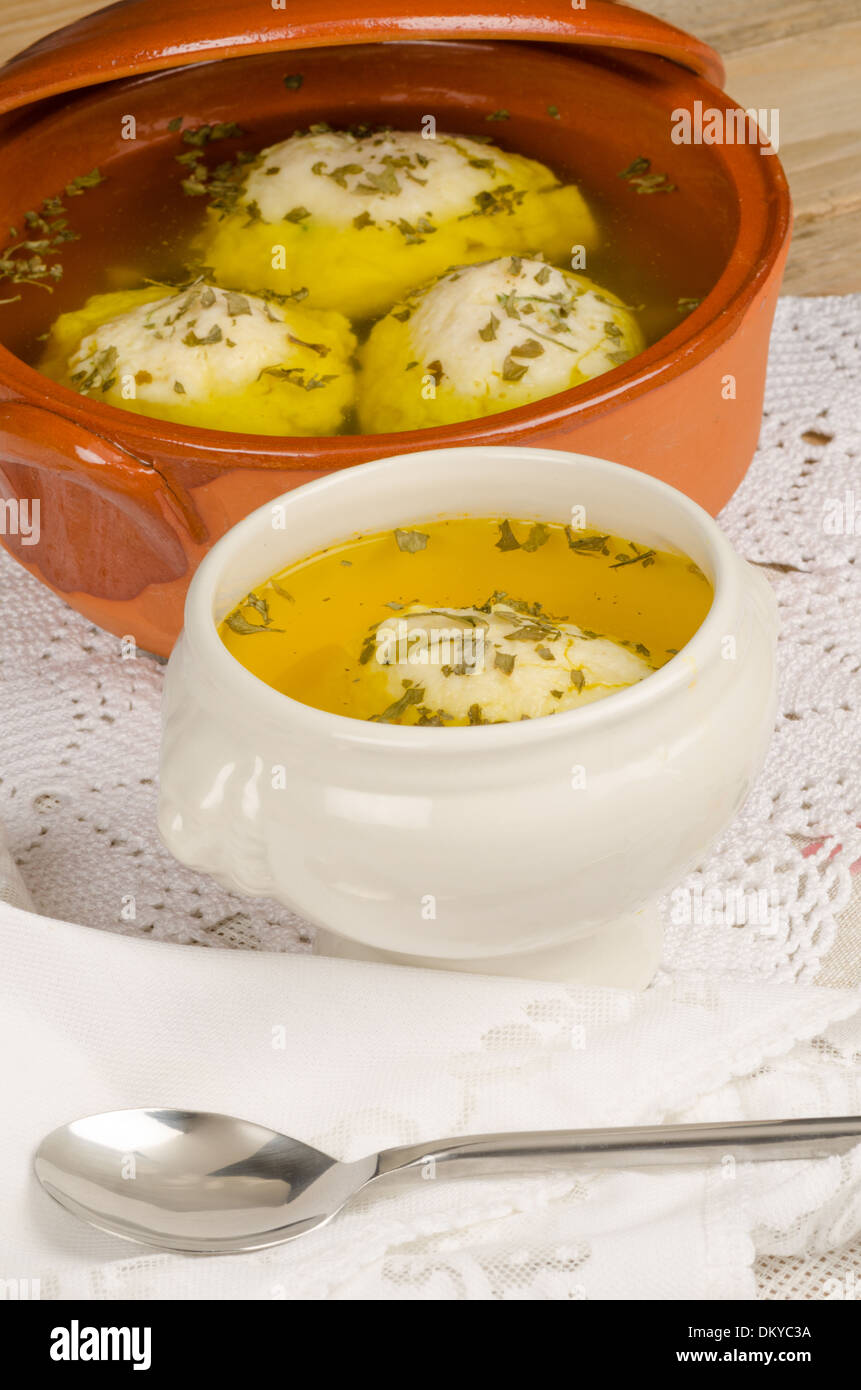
0;0;791;656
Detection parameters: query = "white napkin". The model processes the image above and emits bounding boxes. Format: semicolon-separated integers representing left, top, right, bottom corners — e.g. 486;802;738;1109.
2;902;859;1300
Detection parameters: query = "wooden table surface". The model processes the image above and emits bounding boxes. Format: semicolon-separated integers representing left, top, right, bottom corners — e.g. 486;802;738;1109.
1;0;858;294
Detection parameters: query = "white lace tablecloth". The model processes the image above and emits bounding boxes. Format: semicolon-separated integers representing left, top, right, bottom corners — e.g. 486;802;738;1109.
1;295;860;1300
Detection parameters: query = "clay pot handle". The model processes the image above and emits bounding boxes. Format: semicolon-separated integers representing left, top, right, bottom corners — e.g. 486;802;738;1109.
0;400;206;550
0;0;724;117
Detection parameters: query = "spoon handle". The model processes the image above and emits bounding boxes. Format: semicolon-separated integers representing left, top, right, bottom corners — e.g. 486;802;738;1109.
375;1115;861;1178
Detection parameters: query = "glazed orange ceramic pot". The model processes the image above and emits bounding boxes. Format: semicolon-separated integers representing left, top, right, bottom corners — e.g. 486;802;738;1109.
0;0;791;656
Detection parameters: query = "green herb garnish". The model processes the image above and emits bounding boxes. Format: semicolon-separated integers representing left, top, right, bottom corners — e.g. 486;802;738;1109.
371;686;426;723
466;184;526;218
183;324;223;346
565;528;610;556
504;624;558;642
501;354;529;382
65;168;105;196
618;156;676;193
355;165;401;197
619;156;650;179
394;529;430;553
510;339;545;359
74;344;118;393
0;178;103;298
328;163;364;187
417;710;455;726
286;332;329;357
494;520;550;553
224;613;271;635
181;122;243;148
609;545;656;570
224;592;282;635
495;520;520;552
394;216;436;244
260;366;337;391
226;291;251;316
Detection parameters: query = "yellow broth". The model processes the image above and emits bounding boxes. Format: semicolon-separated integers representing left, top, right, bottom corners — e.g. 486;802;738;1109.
219;517;713;723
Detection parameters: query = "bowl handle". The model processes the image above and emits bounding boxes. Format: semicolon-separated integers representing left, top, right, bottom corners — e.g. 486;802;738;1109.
0;0;724;117
0;399;207;560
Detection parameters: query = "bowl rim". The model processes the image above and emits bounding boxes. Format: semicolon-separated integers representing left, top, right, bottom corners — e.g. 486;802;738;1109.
0;43;792;463
180;444;743;749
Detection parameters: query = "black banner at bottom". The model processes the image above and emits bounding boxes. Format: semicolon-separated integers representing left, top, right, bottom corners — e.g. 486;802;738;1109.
4;1295;855;1371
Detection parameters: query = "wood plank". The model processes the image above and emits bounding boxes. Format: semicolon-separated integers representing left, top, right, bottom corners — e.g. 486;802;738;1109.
645;0;861;54
0;1;94;63
640;2;861;293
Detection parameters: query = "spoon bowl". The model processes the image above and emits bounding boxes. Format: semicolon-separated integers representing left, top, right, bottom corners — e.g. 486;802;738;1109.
35;1109;376;1253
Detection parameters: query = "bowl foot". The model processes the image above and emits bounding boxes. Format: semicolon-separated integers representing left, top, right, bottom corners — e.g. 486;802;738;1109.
313;905;662;990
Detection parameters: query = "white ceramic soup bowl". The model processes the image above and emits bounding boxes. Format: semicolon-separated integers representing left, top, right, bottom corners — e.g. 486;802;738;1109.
158;446;778;988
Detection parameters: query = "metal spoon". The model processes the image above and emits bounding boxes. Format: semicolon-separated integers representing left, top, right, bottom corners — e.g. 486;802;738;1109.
34;1109;861;1255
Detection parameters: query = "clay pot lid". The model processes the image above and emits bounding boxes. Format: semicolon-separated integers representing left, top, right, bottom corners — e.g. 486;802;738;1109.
0;0;725;118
